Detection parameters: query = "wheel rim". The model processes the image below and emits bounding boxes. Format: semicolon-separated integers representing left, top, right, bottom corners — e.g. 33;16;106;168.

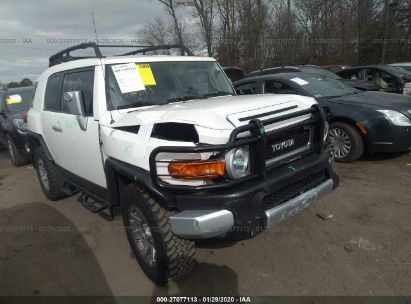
128;205;157;267
37;159;50;191
330;127;352;159
7;139;15;164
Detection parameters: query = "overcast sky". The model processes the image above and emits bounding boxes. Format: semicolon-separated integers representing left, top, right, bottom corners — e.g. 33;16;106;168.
0;0;170;83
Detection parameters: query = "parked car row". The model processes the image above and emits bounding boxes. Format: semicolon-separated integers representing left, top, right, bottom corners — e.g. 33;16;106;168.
0;86;33;166
225;63;411;96
232;65;411;163
245;65;381;92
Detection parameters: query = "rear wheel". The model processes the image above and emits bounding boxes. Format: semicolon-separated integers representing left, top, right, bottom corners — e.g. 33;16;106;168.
122;184;196;286
34;147;67;201
7;135;28;167
330;122;364;163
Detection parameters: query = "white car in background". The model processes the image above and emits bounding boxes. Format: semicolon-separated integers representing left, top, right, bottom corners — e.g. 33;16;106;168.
389;63;411;73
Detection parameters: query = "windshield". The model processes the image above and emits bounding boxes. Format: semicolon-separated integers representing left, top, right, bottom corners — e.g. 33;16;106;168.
106;61;235;110
291;75;359;98
4;89;32;112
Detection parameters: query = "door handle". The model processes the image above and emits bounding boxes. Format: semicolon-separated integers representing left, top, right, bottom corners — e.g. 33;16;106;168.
52;123;63;133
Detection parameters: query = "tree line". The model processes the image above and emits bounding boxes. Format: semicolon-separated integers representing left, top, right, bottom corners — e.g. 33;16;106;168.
1;78;33;89
138;0;411;72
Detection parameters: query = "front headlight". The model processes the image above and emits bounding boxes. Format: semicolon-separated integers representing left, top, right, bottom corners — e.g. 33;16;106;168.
377;110;411;126
225;147;250;179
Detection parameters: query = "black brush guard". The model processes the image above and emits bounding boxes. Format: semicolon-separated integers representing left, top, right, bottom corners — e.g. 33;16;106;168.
149;104;326;191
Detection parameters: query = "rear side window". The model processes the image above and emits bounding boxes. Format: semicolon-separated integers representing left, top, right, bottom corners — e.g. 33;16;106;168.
44;74;63;111
264;81;297;94
61;70;94;116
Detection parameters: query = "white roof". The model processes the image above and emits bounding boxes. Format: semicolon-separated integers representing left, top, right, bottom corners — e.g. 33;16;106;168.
389;62;411;66
37;55;216;82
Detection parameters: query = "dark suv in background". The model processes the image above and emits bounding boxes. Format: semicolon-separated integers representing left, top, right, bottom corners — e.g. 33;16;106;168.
0;86;33;166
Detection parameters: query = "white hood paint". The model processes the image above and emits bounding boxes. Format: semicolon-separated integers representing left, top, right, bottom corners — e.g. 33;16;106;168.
102;94;317;130
99;93;318;186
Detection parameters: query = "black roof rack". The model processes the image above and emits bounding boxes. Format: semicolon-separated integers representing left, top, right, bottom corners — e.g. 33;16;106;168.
49;42;194;67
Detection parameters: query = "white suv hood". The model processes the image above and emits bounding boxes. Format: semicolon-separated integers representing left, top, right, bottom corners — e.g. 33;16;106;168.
108;94;317;130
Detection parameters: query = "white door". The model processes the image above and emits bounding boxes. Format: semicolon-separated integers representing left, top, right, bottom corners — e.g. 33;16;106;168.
41;67;106;188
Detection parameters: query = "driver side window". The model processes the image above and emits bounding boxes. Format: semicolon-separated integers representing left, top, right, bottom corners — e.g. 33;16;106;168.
62;69;94;116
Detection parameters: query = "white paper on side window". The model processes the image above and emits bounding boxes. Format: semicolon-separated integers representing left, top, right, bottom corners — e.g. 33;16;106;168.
132;120;154;158
111;63;145;93
290;77;309;86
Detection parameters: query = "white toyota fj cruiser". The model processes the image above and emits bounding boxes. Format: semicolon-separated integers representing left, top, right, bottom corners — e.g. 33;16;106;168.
27;43;338;285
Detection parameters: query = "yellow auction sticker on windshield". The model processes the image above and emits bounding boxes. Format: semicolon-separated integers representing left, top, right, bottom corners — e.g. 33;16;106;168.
137;64;157;86
6;94;22;105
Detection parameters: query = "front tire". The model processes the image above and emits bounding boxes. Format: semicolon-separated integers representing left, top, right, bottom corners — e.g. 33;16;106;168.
7;135;27;167
330;122;364;163
34;147;67;201
121;184;195;286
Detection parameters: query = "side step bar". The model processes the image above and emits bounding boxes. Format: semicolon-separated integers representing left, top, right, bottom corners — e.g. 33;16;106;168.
78;193;108;213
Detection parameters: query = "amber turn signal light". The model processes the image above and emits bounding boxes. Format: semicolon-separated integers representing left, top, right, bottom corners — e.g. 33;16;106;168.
168;161;225;180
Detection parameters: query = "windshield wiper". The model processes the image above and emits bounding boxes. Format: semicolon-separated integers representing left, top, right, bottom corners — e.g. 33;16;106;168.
117;101;161;110
166;95;201;103
202;91;233;98
116;102;144;110
166;92;233;104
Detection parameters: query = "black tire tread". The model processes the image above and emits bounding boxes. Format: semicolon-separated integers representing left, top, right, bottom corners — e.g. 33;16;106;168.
34;147;67;201
7;135;28;167
123;184;195;285
137;186;196;280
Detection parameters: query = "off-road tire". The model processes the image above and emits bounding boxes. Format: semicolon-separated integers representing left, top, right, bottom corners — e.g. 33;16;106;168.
7;135;28;167
330;122;364;163
122;184;196;286
34;147;67;201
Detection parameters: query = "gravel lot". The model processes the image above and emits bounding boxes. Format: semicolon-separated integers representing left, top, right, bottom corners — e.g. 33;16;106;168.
0;149;410;296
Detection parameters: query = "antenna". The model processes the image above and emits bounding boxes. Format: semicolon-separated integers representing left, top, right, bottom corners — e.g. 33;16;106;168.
92;12;115;125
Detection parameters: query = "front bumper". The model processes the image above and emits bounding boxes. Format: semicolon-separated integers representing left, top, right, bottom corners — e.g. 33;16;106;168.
170;178;334;239
169;150;338;240
364;118;411;153
149;105;337;240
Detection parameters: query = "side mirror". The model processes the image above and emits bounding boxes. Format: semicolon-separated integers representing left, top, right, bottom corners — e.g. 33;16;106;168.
63;91;88;131
63;91;85;116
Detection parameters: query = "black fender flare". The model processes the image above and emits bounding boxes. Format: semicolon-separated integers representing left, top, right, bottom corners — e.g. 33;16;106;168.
104;157;176;211
26;131;54;165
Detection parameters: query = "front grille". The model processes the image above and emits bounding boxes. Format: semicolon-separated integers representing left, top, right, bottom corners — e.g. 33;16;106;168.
265;127;311;162
263;171;328;210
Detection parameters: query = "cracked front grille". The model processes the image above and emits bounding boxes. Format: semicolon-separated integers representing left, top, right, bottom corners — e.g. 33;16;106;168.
263;171;328;210
265;127;311;162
